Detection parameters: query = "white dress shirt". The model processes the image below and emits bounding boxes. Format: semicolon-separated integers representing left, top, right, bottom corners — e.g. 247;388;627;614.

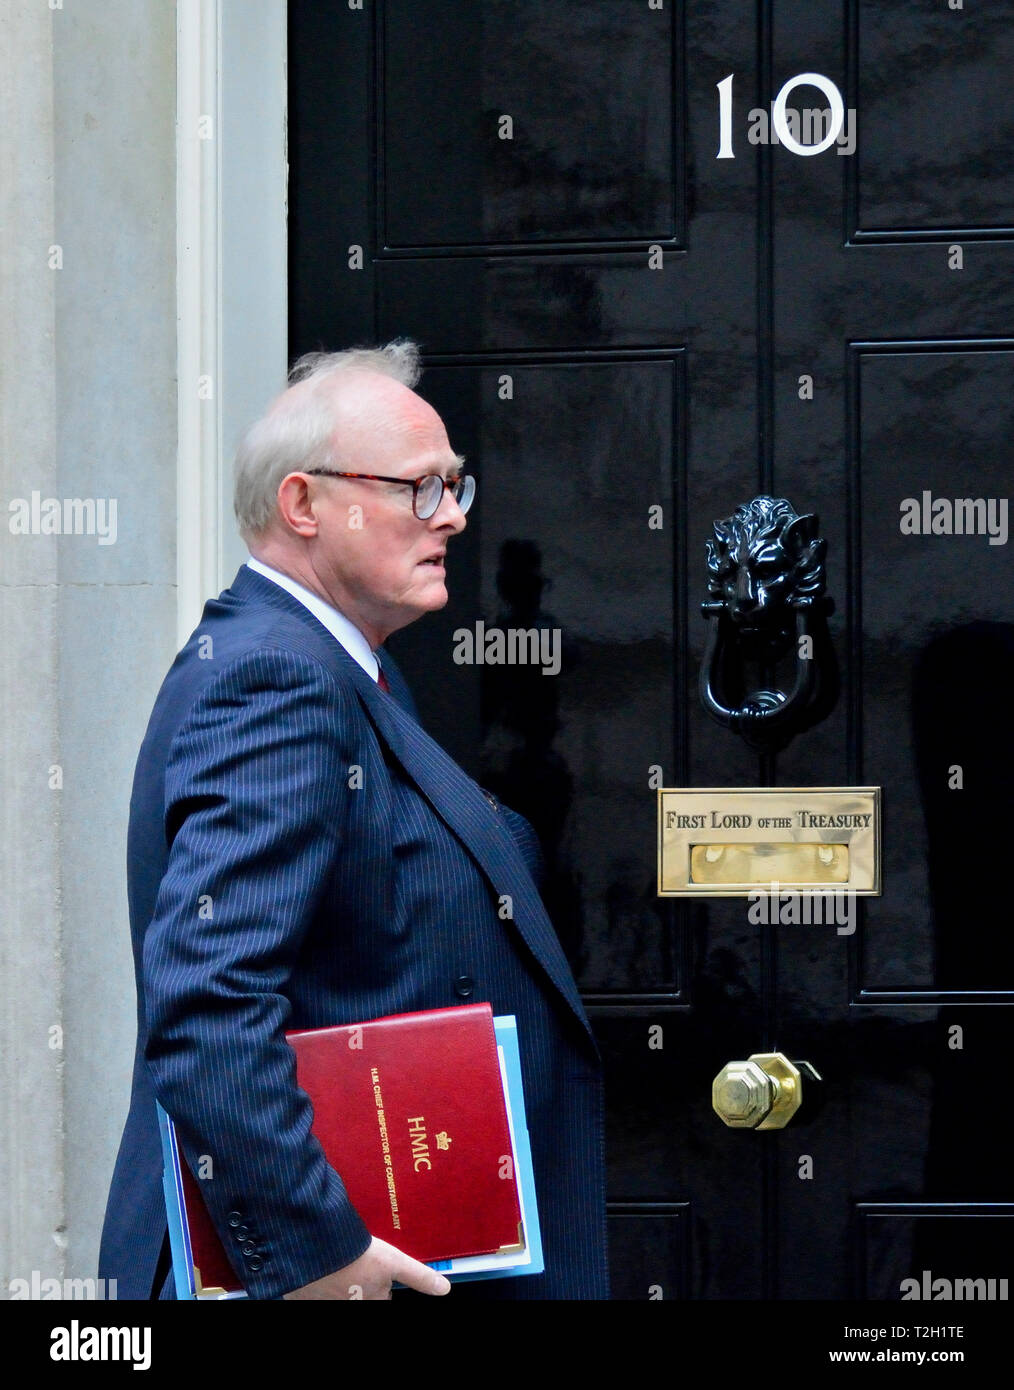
245;556;380;682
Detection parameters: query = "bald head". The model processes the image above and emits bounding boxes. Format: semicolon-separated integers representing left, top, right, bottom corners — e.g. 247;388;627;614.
320;371;455;477
233;340;430;541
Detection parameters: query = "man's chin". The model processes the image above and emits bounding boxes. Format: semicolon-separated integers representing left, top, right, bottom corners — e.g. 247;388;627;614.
417;577;449;608
387;587;448;633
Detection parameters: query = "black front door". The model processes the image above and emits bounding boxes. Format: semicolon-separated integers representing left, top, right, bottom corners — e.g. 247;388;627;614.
289;0;1014;1303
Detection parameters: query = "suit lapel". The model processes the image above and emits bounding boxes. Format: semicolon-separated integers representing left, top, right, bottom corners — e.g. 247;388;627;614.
353;680;597;1052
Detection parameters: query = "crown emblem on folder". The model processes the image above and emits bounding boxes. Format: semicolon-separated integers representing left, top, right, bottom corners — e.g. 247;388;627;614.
436;1131;452;1150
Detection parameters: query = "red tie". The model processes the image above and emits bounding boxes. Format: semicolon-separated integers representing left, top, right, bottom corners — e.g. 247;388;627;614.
377;664;391;693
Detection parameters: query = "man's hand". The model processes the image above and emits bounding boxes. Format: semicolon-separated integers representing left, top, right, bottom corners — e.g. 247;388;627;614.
282;1236;452;1301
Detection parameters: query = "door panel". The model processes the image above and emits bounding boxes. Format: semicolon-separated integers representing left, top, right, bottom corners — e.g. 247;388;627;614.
379;0;682;250
850;0;1014;237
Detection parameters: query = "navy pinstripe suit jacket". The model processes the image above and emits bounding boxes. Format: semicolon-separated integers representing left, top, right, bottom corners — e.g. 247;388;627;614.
98;564;609;1300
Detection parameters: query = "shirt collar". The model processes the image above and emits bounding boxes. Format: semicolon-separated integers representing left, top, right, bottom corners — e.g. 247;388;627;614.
245;557;380;681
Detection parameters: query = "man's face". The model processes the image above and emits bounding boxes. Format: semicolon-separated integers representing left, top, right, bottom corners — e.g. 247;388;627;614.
303;375;467;646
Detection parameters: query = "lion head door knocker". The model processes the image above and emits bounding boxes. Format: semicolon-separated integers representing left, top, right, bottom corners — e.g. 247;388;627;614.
699;496;839;751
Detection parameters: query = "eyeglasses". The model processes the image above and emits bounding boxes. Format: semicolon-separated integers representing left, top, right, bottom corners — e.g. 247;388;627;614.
304;469;476;520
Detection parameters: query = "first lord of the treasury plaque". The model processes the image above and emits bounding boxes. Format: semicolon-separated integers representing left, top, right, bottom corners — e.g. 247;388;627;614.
657;787;882;897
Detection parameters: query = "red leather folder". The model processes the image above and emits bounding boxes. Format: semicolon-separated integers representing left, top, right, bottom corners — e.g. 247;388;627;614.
177;1002;523;1294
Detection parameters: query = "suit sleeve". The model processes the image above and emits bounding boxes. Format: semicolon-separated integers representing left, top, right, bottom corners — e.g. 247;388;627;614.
142;646;373;1299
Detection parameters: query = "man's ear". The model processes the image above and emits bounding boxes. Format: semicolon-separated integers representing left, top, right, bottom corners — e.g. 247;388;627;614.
276;473;320;538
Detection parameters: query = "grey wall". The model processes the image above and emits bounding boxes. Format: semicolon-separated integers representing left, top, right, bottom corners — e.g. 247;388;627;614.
1;0;178;1292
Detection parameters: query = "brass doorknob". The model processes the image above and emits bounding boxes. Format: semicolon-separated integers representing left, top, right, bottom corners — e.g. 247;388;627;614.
712;1052;820;1130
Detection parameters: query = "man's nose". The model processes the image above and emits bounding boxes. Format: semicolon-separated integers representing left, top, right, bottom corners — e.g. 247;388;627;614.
432;488;467;532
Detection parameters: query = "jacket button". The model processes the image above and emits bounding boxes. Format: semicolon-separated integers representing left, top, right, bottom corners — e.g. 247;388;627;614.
454;975;474;998
226;1212;242;1227
242;1243;257;1256
235;1226;250;1242
247;1256;263;1271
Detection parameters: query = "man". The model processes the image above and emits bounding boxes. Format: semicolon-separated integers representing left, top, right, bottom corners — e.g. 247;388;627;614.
98;342;609;1300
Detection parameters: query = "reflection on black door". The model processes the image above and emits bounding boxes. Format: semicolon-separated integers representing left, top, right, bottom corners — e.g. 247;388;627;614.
290;0;1014;1298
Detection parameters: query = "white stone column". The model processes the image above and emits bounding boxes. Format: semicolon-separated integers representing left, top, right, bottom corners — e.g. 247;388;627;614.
1;0;285;1297
0;0;178;1295
0;0;64;1295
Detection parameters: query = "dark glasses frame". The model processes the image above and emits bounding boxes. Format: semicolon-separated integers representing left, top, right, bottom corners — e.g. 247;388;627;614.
304;469;475;520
